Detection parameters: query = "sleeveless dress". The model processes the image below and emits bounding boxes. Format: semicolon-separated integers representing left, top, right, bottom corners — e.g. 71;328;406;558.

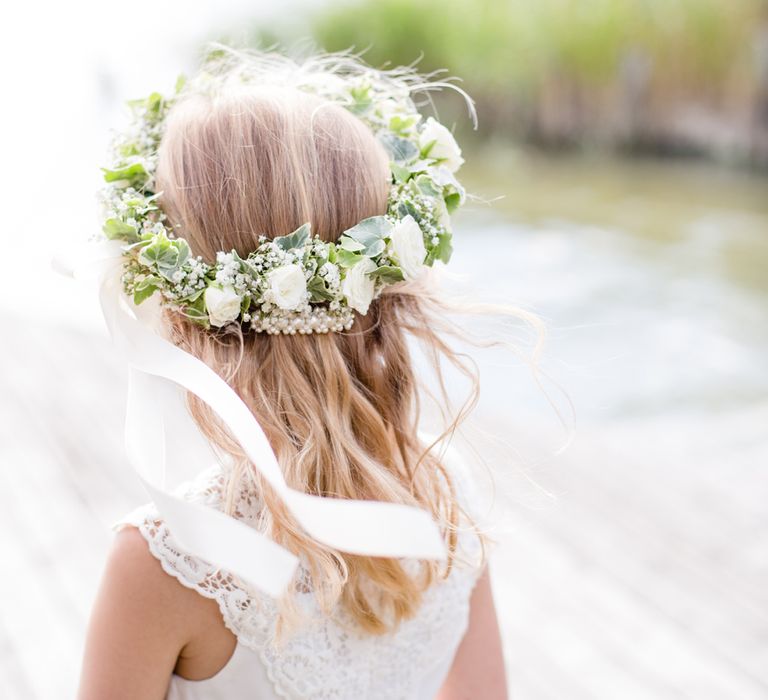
114;447;485;700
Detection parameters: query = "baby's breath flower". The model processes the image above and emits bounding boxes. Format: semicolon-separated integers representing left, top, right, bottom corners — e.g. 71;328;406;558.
101;66;465;332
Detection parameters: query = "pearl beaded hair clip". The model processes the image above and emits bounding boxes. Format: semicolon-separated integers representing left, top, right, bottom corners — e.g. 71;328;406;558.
101;49;473;333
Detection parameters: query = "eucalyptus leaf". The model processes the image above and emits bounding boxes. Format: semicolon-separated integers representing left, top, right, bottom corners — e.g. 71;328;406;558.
345;216;391;239
363;238;386;257
338;235;366;252
378;132;419;163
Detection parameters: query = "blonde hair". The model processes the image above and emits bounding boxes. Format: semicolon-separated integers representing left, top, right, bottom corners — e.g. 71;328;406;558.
156;48;501;636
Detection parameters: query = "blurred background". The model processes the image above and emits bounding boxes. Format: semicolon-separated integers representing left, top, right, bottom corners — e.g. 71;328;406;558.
0;1;766;698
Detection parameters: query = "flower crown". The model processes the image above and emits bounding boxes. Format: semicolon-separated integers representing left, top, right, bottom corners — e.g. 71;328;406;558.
101;55;469;334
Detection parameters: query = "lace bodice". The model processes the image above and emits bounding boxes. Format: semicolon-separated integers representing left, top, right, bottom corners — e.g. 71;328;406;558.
115;447;485;700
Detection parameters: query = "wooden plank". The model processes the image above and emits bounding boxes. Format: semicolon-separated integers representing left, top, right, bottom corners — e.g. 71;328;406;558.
1;315;767;699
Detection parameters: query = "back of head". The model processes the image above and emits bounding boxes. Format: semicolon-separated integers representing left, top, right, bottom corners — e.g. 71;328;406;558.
154;49;481;635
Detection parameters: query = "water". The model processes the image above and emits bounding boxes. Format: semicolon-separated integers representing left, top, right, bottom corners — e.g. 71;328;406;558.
2;10;767;695
449;152;768;438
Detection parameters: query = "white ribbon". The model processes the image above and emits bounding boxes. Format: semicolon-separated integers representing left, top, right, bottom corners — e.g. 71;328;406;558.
55;241;446;598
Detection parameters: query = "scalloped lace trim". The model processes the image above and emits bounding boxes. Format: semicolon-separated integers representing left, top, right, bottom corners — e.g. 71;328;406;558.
116;460;484;700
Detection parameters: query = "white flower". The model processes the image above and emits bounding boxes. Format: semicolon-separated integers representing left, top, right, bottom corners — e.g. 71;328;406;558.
268;263;307;310
419;117;464;172
342;258;377;314
319;261;341;287
389;215;427;279
204;284;241;327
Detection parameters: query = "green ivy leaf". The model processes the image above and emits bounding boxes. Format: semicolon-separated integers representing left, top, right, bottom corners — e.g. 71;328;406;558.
336;248;364;269
348;83;373;114
368;265;405;283
444;191;462;214
133;286;157;305
118;142;141;158
389;114;418;135
102;161;148;185
102;218;138;241
184;293;209;326
415;174;441;197
307;275;335;302
145;92;164;118
171;238;190;267
274;222;310;252
138;236;180;272
430;234;453;265
390;162;411;184
396;200;420;221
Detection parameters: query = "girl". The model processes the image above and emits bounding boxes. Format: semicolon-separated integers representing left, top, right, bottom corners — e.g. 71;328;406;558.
78;47;509;699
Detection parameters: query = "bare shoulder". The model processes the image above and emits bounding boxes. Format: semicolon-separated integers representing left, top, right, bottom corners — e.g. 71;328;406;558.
107;526;187;607
105;525;225;632
79;526;236;698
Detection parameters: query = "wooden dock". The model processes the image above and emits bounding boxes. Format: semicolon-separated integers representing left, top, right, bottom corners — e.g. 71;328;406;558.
1;313;766;699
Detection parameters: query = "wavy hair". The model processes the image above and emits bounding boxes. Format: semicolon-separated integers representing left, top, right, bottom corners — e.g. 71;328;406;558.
155;46;541;636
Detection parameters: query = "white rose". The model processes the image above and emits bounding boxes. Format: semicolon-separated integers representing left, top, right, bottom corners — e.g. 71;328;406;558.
389;215;427;279
342;257;377;314
268;263;307;310
204;284;241;327
419;117;464;172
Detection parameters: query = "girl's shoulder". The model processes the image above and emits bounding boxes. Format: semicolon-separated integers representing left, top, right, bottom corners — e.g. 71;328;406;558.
113;462;260;621
112;436;487;645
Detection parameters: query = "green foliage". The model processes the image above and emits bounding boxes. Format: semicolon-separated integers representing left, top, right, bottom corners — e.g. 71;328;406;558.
102;161;147;186
305;0;765;159
137;233;190;281
312;0;761;90
274;222;311;252
378;132;419;163
369;265;405;283
342;216;391;257
102;218;138;241
307;275;336;301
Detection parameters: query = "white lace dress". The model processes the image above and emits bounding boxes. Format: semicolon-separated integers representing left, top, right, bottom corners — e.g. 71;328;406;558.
115;453;485;700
